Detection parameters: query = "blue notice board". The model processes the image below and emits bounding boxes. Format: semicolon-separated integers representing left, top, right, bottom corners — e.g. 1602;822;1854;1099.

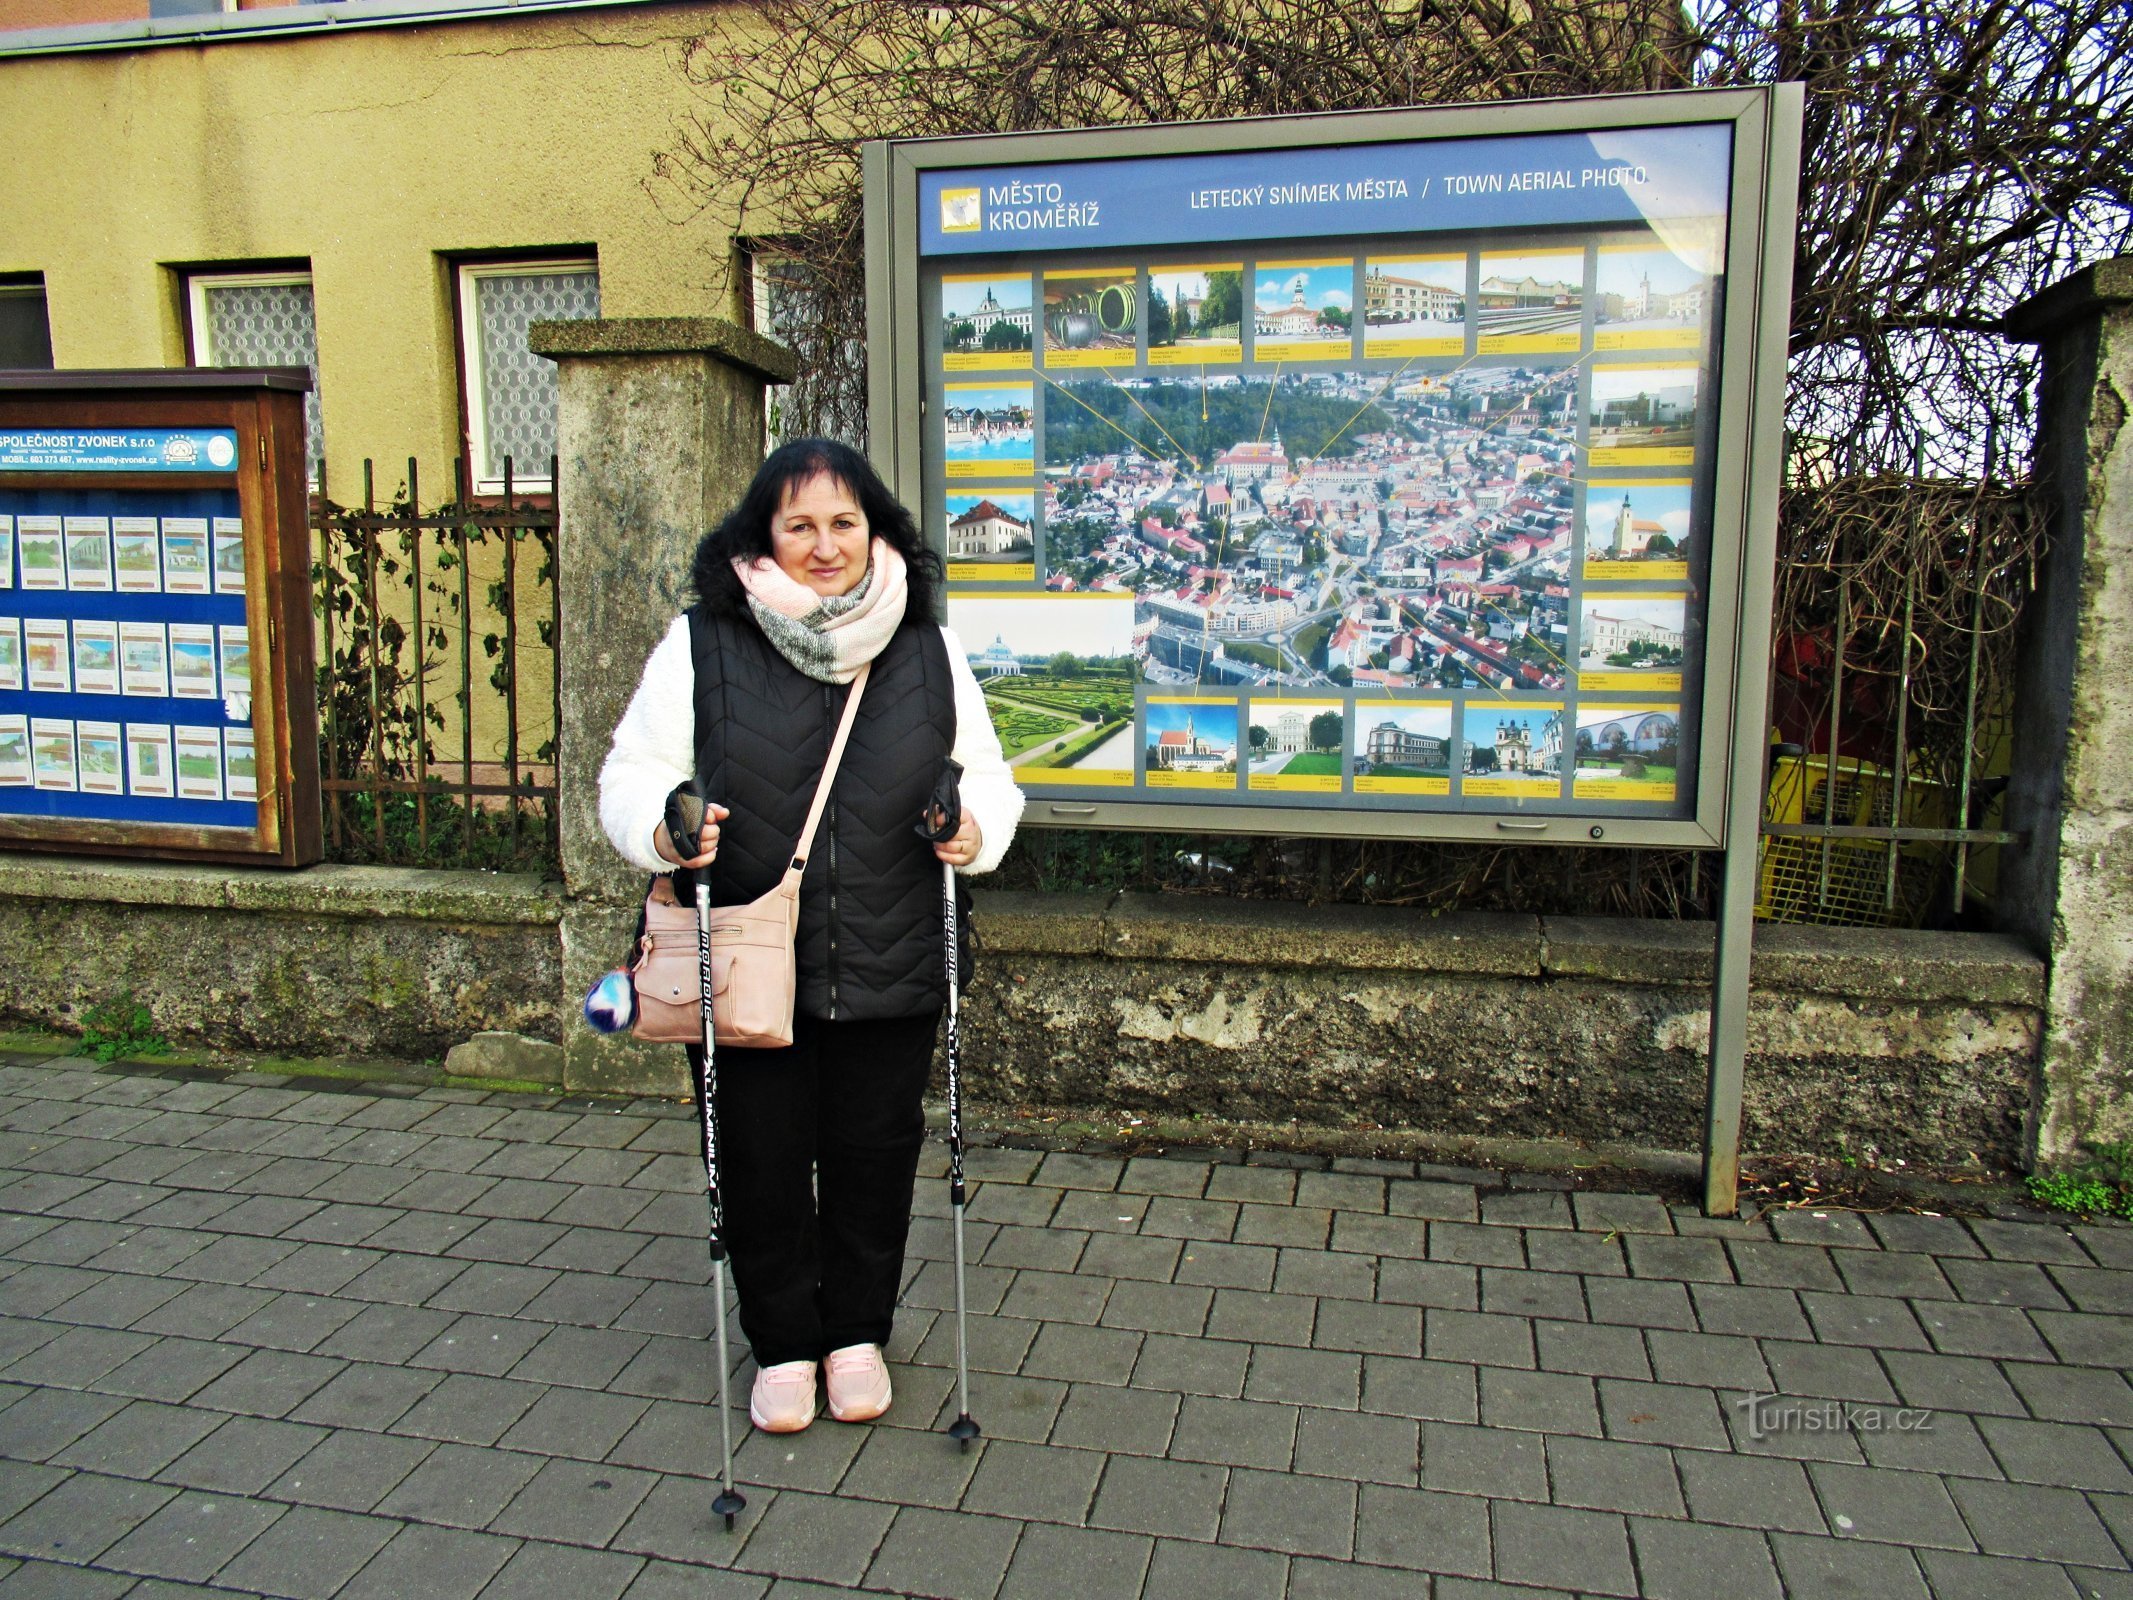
0;484;259;830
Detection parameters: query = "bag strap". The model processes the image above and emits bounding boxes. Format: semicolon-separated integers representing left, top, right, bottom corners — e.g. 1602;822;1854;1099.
779;660;871;890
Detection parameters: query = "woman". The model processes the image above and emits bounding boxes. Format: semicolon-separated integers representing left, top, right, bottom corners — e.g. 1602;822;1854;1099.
599;438;1021;1433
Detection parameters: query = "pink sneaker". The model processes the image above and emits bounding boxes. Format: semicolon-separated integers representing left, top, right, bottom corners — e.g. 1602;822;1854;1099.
824;1344;893;1422
749;1359;818;1433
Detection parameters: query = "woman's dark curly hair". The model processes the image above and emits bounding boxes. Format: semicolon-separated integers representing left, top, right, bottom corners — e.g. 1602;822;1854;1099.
690;437;942;623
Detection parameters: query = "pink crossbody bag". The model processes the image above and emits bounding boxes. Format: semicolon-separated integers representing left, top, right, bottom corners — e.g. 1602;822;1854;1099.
629;663;870;1048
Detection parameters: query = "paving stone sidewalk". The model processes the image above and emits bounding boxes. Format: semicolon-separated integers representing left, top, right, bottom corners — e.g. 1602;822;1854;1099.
2;1051;2132;1599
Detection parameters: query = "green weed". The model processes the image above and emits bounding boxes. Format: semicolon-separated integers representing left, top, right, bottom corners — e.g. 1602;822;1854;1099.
2027;1142;2133;1218
74;994;170;1064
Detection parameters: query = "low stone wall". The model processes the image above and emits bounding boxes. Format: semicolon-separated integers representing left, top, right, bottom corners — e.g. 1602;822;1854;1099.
964;893;2046;1170
0;857;561;1064
0;861;2045;1165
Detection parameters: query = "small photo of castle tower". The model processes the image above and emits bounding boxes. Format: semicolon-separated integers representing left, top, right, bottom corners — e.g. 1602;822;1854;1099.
1252;261;1355;359
941;274;1035;366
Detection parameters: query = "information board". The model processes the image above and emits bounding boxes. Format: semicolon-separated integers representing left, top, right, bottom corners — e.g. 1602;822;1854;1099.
866;90;1798;847
0;375;322;866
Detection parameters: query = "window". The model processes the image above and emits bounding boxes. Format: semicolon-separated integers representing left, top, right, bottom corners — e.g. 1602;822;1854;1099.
186;268;322;473
0;276;54;370
750;251;797;451
456;257;599;494
747;247;864;448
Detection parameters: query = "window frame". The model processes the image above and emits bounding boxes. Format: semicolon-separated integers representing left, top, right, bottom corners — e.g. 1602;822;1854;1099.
747;247;793;451
0;271;54;370
183;265;315;368
181;263;320;483
453;254;599;497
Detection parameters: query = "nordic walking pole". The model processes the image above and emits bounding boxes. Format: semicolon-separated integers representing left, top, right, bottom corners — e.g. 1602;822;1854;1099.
695;877;747;1529
943;855;979;1451
671;779;747;1533
920;759;980;1451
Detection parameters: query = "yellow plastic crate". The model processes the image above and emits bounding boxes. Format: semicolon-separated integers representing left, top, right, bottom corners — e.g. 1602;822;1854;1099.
1755;754;1950;928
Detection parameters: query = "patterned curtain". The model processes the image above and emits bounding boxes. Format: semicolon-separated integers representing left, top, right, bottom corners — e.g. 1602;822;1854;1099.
200;279;323;472
474;268;600;484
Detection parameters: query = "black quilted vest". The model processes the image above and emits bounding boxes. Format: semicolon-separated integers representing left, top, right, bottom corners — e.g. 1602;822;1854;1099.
684;607;955;1022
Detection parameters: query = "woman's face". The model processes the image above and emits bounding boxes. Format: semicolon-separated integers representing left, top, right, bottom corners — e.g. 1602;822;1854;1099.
771;473;871;598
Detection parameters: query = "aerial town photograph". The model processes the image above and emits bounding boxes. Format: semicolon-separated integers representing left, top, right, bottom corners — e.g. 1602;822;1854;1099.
1039;363;1581;693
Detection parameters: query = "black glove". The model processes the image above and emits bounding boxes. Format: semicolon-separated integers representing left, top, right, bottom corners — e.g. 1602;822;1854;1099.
914;759;964;843
663;782;708;863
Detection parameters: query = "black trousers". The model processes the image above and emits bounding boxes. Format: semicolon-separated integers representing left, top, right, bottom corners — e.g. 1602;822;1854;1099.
687;1008;940;1369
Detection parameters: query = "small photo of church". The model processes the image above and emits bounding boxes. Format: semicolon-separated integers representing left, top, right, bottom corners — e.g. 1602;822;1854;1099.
1581;480;1694;566
942;491;1035;564
1460;704;1565;778
1145;700;1239;774
1252;262;1354;351
941;274;1035;356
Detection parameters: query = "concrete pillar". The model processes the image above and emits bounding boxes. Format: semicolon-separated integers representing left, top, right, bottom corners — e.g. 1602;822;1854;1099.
526;317;797;1095
2004;258;2133;1160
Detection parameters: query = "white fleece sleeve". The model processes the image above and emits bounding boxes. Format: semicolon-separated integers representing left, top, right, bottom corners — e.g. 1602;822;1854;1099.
942;625;1024;875
597;615;696;874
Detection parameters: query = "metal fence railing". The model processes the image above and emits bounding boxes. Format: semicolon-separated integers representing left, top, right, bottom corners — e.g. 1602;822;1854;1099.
990;463;2045;930
310;457;559;872
300;449;2038;921
1755;453;2041;930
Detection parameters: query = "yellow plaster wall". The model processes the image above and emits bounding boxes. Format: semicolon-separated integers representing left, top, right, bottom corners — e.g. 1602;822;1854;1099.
0;2;752;499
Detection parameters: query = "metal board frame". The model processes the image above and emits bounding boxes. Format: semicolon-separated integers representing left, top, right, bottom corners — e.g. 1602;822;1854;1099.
868;89;1801;1213
867;87;1798;856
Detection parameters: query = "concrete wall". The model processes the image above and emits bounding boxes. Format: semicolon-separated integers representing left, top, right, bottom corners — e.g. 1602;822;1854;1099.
2006;258;2133;1159
0;857;560;1063
0;857;2045;1167
968;894;2043;1170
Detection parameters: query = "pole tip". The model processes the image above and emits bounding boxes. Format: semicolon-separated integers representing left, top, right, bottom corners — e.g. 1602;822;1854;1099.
949;1415;980;1451
714;1489;746;1528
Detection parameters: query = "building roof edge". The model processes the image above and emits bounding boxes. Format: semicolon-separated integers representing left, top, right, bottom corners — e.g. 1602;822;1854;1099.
0;0;664;60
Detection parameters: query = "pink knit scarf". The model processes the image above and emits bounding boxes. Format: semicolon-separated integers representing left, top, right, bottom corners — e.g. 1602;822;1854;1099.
731;537;909;684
